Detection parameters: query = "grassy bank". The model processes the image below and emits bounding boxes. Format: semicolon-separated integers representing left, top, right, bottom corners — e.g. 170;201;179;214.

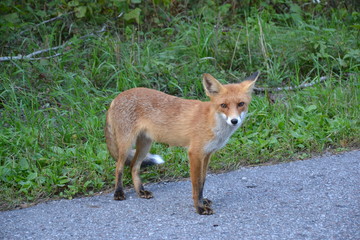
1;2;359;210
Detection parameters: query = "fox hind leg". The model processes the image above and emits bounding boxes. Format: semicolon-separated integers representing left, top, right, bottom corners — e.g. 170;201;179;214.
114;150;128;200
131;132;153;199
113;134;134;201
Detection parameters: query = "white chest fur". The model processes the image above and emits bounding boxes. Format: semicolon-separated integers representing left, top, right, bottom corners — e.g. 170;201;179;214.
204;112;247;154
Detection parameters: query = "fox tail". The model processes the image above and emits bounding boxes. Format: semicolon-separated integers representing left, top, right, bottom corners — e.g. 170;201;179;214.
125;150;165;168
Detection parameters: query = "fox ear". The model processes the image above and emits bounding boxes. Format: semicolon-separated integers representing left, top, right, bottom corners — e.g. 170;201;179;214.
203;73;225;96
244;72;260;82
243;72;260;93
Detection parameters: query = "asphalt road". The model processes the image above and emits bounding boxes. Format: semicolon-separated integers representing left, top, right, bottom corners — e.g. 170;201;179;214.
1;150;359;240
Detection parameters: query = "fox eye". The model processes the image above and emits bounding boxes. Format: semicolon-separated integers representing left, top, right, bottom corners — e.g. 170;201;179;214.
220;103;227;108
238;102;245;107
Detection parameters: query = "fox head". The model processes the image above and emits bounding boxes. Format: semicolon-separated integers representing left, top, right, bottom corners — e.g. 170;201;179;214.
203;72;259;127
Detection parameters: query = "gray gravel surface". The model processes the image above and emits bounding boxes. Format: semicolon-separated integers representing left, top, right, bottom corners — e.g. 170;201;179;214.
1;150;359;240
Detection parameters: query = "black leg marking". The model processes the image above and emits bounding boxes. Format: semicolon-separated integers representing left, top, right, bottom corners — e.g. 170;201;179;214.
197;206;214;215
114;188;126;200
114;172;126;200
203;198;213;207
138;185;153;199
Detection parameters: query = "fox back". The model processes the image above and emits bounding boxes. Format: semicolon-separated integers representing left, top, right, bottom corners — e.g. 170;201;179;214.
106;73;257;153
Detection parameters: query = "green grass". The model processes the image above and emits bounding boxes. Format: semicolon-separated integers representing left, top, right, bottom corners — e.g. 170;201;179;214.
1;4;359;210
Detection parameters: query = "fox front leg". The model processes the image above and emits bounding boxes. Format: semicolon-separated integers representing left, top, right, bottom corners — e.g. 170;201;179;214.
189;150;214;215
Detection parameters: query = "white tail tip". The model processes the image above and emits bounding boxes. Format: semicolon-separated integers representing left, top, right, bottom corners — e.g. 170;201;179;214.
150;154;165;165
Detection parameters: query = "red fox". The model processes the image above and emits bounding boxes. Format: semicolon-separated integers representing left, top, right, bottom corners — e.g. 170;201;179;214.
105;72;259;215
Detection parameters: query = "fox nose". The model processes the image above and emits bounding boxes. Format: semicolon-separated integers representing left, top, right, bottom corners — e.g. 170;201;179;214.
230;118;238;125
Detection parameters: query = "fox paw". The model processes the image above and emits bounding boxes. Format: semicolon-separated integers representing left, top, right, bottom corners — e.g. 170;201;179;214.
203;198;213;207
139;190;153;199
114;190;126;201
197;206;214;215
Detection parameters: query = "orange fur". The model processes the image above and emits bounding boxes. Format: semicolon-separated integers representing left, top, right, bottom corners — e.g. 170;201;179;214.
105;72;259;214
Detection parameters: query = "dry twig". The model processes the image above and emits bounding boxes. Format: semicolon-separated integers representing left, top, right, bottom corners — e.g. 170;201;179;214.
254;76;328;93
19;11;75;35
0;25;107;62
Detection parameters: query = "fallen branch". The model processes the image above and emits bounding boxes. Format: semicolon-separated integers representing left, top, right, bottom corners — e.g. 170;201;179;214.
0;45;67;61
1;11;125;62
19;11;75;35
0;25;107;62
254;76;328;93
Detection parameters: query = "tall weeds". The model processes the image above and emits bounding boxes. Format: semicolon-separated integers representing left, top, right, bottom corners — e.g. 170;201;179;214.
0;2;359;210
